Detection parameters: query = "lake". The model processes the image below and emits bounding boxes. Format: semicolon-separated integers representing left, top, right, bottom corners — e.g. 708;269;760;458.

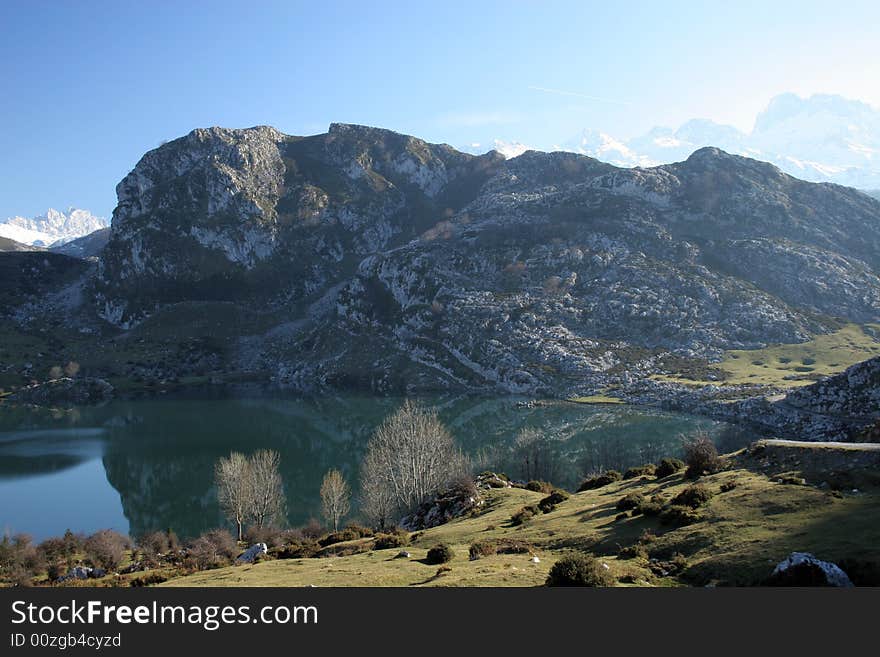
0;394;746;540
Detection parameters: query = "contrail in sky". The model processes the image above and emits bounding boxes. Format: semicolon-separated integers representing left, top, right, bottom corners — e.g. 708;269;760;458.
528;86;632;106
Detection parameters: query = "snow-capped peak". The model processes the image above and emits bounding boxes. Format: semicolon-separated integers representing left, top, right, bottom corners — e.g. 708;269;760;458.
0;207;109;247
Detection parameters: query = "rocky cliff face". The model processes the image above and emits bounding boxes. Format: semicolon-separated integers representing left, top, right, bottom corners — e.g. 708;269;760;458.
87;124;880;394
723;357;880;441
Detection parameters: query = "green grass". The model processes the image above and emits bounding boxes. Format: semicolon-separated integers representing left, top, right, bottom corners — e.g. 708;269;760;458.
162;447;880;587
654;323;880;388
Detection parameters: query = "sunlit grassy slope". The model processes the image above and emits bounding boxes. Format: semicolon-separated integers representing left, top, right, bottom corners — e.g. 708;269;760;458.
163;446;880;587
654;323;880;388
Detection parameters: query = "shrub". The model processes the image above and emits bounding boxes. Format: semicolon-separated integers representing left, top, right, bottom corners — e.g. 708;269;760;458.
243;526;290;549
637;500;664;516
617;544;648;560
616;492;646;511
577;470;622;492
623;464;656;480
511;505;540;526
659;505;704;526
682;432;721;478
425;544;455;565
300;519;325;539
129;573;169;587
373;529;410;550
671;483;713;508
274;539;319;560
84;530;131;571
343;523;374;539
525;480;554;493
655;457;685;478
720;480;738;493
186;529;238;570
538;490;570;513
137;530;179;564
468;538;533;560
318;528;361;547
546;554;614;587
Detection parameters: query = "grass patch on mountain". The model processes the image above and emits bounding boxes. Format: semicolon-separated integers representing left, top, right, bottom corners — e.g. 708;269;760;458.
653;323;880;388
161;443;880;588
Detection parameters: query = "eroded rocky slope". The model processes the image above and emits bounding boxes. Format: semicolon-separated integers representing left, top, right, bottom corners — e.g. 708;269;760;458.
7;123;880;398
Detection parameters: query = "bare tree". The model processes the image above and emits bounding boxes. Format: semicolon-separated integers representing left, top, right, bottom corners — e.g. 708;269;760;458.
320;469;351;532
359;448;396;530
215;452;250;541
247;449;286;530
360;400;469;526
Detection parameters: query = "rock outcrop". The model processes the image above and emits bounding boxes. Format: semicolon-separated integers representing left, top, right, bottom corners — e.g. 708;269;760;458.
724;358;880;440
7;123;880;397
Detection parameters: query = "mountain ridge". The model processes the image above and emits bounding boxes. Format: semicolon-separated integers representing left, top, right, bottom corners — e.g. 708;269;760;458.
4;122;880;402
0;207;109;247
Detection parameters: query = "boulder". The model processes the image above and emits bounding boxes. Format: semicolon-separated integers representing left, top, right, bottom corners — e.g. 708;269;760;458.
59;566;92;581
766;552;853;587
236;543;268;564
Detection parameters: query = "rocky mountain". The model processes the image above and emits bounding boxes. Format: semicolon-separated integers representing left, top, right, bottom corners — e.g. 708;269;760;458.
0;235;41;252
561;94;880;189
73;123;880;395
50;227;111;259
0;208;108;247
725;357;880;441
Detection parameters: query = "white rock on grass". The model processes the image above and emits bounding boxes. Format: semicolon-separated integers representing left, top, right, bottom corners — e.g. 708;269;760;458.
236;543;268;564
771;552;853;587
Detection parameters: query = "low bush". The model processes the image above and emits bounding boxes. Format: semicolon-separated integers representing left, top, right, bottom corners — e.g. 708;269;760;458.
671;483;713;509
682;433;721;478
468;538;534;560
137;530;179;565
538;490;570;513
243;526;291;549
425;544;455;565
373;529;410;550
637;500;664;516
510;505;540;526
720;480;738;493
655;457;685;478
525;480;554;493
623;464;656;480
343;524;374;539
546;554;614;587
616;492;646;511
659;505;704;527
84;530;131;571
617;544;648;560
273;539;319;560
577;470;622;492
319;528;362;547
129;573;169;587
186;530;238;571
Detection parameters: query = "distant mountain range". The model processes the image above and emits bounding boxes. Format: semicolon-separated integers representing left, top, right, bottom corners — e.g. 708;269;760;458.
468;94;880;190
0;208;108;247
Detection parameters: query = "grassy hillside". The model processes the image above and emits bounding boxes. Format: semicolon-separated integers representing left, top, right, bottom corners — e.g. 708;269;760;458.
163;442;880;587
654;323;880;388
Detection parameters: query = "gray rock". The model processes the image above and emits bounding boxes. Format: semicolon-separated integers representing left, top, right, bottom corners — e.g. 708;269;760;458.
770;552;853;587
236;542;268;564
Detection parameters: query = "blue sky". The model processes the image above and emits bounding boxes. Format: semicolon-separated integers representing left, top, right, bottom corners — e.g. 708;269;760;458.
2;0;878;219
